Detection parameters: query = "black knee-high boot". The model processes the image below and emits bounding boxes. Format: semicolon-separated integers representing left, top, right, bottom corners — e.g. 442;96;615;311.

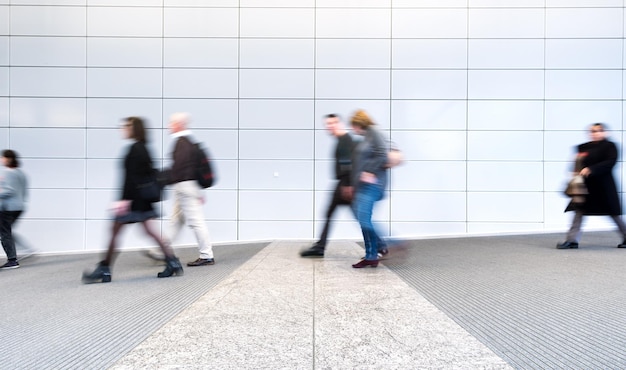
158;256;184;278
82;261;112;283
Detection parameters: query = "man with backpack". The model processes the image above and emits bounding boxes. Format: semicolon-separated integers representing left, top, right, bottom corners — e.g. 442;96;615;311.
163;112;215;267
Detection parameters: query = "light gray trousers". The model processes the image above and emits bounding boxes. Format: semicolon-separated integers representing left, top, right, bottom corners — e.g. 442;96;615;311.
566;210;626;243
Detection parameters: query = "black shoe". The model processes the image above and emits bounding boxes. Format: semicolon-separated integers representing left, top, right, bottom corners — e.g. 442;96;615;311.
618;240;626;248
187;258;215;267
300;247;324;258
158;257;184;278
556;241;579;249
82;261;111;283
0;260;20;269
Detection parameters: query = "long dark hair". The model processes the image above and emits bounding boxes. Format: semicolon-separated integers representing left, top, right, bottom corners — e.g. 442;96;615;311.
125;116;148;143
2;150;19;168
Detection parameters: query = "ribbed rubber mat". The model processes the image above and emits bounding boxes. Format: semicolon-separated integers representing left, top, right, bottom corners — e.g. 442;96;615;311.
1;242;268;370
384;231;626;369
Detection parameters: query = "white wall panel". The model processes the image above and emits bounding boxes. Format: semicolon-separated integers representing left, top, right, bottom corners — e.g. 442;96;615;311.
240;0;314;7
316;70;390;100
186;130;239;160
467;192;543;222
11;6;86;36
0;98;7;126
546;39;622;69
240;39;314;68
392;100;466;130
164;7;238;37
12;128;85;158
203;190;238;220
11;98;86;127
239;130;313;160
314;191;355;221
29;189;85;218
314;161;335;189
546;8;622;38
240;69;314;99
88;38;161;67
391;192;466;222
11;37;86;67
85;189;116;219
239;160;313;190
87;68;162;98
467;162;543;192
391;161;466;191
316;9;391;38
468;70;544;100
239;191;313;220
392;9;467;38
0;37;7;65
0;7;6;36
240;8;314;38
0;67;6;96
468;39;544;69
471;0;544;6
546;0;622;6
392;70;467;100
468;101;544;131
11;67;86;97
163;99;238;129
395;131;466;161
164;38;238;68
27;159;85;188
87;130;133;158
394;0;466;7
22;220;85;252
469;9;544;38
543;131;588;162
544;161;572;194
546;70;622;100
164;0;237;6
544;101;621;131
87;98;162;128
163;69;238;98
239;221;312;240
85;159;119;189
468;131;543;161
316;0;389;7
313;220;362;241
89;0;161;5
239;100;314;130
316;39;390;69
88;7;162;37
393;39;466;69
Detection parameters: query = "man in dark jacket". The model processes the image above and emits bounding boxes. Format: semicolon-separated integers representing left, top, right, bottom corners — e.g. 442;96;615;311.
301;114;387;258
558;123;626;249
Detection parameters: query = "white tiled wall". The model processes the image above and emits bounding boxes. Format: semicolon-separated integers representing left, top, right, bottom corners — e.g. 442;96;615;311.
2;1;625;253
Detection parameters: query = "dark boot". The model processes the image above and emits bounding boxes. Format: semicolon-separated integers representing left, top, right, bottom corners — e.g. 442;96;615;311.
82;261;111;283
158;256;184;278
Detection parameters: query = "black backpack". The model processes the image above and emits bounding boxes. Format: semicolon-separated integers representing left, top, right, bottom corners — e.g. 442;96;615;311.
193;142;216;188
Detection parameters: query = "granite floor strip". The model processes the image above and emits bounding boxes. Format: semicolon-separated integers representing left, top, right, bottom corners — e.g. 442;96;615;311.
111;241;510;369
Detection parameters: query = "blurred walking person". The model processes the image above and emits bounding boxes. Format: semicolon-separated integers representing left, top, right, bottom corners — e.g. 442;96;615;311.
0;150;28;270
558;123;626;249
82;117;183;283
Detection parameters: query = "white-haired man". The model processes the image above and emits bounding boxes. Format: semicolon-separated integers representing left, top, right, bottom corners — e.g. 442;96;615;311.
165;112;215;266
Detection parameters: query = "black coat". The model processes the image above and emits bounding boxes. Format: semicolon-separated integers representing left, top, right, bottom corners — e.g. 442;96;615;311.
122;141;155;212
566;139;622;215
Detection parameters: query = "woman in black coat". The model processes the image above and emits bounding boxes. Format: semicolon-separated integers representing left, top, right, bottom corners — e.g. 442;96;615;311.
82;117;183;282
558;123;626;249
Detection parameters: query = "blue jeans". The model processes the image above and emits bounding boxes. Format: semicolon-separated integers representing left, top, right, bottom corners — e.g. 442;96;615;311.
353;183;384;261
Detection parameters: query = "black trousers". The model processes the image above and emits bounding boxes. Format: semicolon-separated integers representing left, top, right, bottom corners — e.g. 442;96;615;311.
316;182;351;249
1;210;22;260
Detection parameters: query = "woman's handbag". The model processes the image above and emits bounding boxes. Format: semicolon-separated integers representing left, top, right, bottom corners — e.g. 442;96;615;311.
564;174;587;204
137;170;162;203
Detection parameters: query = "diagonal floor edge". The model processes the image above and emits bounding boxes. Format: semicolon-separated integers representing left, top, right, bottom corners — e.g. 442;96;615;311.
111;240;510;369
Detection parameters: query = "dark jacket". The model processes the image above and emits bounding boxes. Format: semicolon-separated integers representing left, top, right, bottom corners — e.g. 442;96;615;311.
122;141;155;212
566;139;622;215
169;136;196;184
335;133;356;187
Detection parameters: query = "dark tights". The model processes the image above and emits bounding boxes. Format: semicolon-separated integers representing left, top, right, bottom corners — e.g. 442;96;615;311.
103;220;173;266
